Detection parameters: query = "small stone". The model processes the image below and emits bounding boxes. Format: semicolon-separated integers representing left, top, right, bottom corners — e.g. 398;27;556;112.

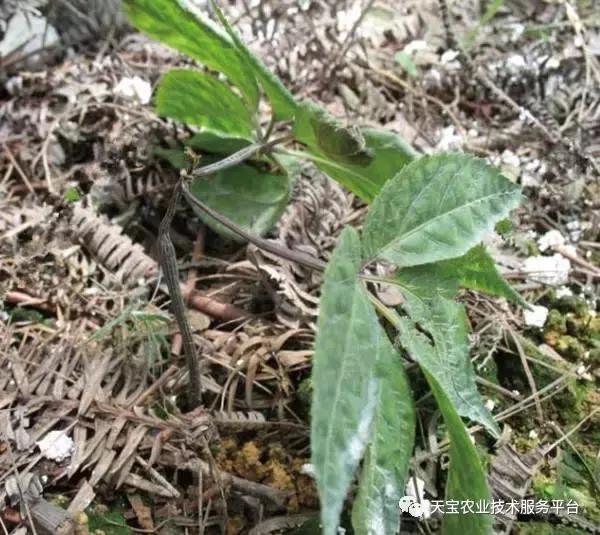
37;431;74;462
537;230;565;252
522;254;571;285
114;76;152;105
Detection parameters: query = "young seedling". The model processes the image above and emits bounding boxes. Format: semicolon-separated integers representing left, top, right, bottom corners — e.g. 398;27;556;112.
125;1;525;532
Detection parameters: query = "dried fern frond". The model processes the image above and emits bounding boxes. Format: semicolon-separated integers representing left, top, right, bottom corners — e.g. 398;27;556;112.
70;203;157;287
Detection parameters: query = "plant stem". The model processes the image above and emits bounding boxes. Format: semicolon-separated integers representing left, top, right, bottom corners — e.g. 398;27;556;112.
159;137;291;408
159;182;203;408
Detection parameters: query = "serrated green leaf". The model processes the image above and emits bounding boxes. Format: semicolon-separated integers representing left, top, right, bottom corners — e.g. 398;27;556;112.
156;70;255;139
455;245;526;306
363;153;522;267
395;244;526;306
352;353;415;535
186;131;251;155
397;295;500;437
210;0;297;120
424;370;494;535
189;162;290;241
311;227;387;535
295;120;417;202
123;0;259;109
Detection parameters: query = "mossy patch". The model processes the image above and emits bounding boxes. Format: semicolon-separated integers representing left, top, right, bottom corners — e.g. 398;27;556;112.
87;509;132;535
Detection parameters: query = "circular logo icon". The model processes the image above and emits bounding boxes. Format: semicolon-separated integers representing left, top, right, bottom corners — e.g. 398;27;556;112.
398;496;417;513
408;501;424;517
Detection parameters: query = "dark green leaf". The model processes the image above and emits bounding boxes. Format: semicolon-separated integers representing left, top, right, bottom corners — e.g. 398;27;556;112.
424;370;494;535
352;352;415;535
395;244;526;306
186;131;251;155
189;162;290;240
294;101;374;166
156;69;255;139
123;0;259;108
211;0;298;120
153;146;190;169
397;295;500;437
297;120;417;202
311;227;387;535
363;153;522;267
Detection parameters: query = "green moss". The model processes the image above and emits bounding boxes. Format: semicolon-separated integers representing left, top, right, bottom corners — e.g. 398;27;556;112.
87;510;132;534
555;335;586;360
545;309;567;335
296;376;313;418
533;450;600;524
553;296;589;316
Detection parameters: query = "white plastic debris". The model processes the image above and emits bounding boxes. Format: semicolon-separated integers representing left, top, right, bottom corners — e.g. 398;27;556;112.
566;220;582;242
440;49;461;70
523;304;549;328
556;286;573;298
506;54;526;73
37;431;74;462
437;126;462;151
300;463;316;477
537;229;565;252
485;399;496;412
509;23;525;42
501;150;520;168
114;76;152;105
440;49;460;64
521;158;547;187
404;40;428;54
522;254;571;285
528;430;539;440
576;365;593;381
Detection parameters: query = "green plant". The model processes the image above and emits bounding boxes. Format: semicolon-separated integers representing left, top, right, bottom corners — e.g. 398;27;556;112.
124;1;525;533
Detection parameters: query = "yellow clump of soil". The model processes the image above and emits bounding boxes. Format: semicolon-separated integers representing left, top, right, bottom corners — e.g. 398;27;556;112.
542;298;597;362
214;437;319;513
214;437;238;472
291;459;319;510
232;441;266;481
